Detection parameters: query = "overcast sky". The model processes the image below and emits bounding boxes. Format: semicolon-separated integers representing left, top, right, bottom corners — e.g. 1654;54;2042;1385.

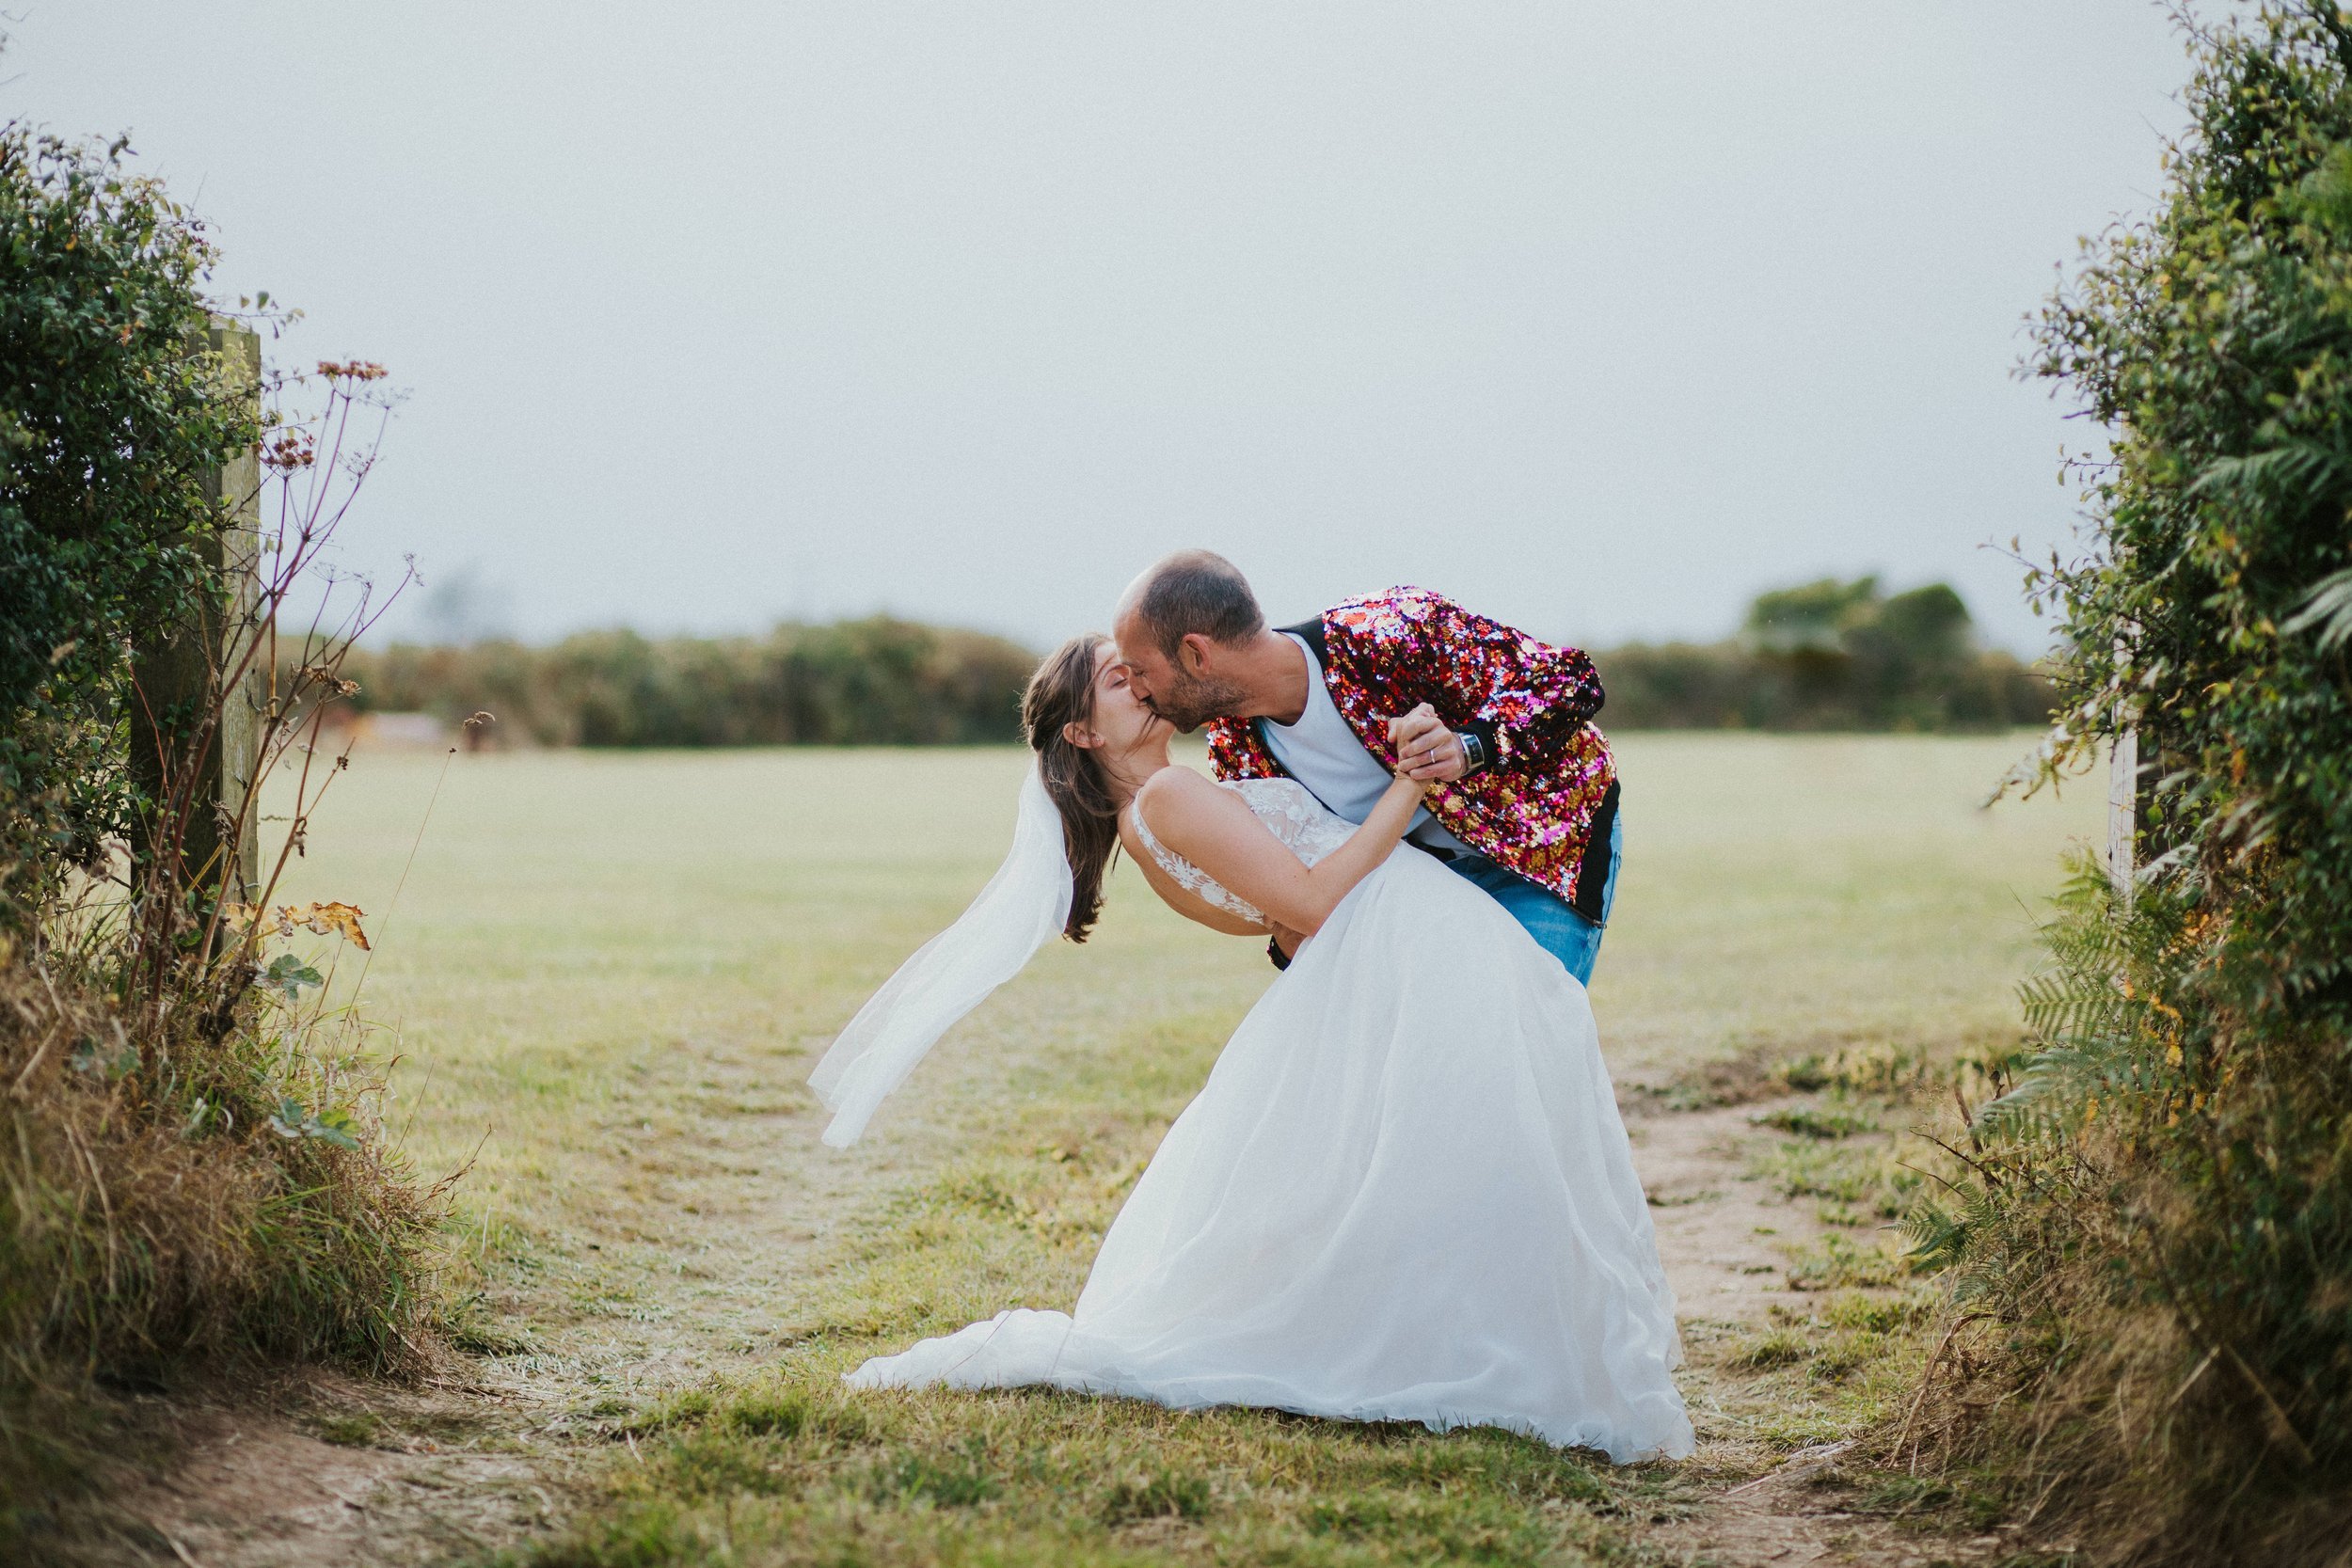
11;3;2190;653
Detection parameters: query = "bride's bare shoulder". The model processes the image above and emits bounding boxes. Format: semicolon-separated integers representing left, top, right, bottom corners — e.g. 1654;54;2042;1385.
1135;766;1234;832
1137;765;1218;804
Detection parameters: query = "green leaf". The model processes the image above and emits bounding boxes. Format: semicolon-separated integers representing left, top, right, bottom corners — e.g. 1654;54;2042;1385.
267;1096;360;1148
262;952;325;1001
2284;565;2352;652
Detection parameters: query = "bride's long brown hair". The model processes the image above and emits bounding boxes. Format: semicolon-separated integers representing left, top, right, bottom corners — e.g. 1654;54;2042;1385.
1023;634;1121;942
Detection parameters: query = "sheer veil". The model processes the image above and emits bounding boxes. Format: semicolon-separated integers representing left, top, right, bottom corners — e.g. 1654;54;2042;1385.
809;764;1073;1148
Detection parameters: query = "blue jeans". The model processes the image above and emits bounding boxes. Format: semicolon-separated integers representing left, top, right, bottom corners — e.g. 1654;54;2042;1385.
1441;808;1621;986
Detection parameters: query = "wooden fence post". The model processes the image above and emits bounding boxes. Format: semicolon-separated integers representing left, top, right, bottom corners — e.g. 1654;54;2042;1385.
2108;725;2138;902
130;317;262;908
2107;626;2140;904
215;318;263;907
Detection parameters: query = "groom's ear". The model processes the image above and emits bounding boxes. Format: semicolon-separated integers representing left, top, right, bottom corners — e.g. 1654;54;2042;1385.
1177;632;1214;676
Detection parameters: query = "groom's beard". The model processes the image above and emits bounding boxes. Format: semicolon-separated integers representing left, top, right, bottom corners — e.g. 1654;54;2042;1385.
1149;672;1253;733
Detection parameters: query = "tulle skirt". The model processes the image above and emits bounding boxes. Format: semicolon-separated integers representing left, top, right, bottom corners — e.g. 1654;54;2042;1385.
845;846;1692;1463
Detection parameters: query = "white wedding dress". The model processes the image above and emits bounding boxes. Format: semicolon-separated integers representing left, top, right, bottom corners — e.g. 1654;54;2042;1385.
844;777;1693;1463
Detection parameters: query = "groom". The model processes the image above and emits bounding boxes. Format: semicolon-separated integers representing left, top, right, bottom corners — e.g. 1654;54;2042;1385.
1113;550;1622;981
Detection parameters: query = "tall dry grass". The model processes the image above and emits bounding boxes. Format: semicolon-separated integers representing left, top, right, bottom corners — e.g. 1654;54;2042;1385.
0;930;449;1531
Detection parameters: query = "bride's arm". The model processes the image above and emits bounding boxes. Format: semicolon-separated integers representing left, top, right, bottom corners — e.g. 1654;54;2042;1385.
1136;766;1427;938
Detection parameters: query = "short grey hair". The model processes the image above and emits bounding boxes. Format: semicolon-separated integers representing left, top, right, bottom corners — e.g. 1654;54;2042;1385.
1123;550;1265;658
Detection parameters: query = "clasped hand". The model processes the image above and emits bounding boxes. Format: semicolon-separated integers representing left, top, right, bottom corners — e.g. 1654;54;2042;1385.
1269;704;1453;962
1388;703;1464;784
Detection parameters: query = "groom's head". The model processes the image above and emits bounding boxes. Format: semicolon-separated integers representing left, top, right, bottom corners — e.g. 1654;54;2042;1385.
1114;550;1265;732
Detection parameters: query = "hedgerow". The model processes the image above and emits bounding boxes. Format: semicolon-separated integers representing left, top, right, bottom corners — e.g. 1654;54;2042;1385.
1903;6;2352;1560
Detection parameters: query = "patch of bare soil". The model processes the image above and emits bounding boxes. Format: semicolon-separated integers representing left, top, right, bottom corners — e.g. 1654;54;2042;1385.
1636;1099;1821;1334
1627;1098;1994;1568
71;1370;549;1568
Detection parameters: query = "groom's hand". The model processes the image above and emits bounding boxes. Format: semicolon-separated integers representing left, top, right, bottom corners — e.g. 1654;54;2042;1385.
1390;704;1468;783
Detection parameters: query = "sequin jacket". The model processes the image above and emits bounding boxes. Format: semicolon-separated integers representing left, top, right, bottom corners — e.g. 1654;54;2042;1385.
1205;587;1620;918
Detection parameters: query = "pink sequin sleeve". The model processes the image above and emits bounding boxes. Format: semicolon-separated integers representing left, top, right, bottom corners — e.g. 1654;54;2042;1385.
1354;590;1605;773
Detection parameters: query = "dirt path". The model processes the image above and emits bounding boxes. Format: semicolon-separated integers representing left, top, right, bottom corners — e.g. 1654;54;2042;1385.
111;1059;1986;1567
1628;1099;1996;1567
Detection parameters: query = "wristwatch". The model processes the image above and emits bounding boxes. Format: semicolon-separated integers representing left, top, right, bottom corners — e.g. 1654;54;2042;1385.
1457;730;1488;776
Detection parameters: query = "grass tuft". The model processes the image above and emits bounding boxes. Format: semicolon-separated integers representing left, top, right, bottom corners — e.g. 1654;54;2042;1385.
1733;1329;1811;1370
314;1411;389;1448
521;1500;705;1568
1750;1104;1878;1140
1785;1234;1904;1292
1101;1467;1213;1525
871;1439;1000;1507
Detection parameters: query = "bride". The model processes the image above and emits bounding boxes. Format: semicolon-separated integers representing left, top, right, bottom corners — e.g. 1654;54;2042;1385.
809;634;1692;1463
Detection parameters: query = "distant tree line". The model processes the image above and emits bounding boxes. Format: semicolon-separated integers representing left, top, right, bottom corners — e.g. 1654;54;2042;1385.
339;579;2049;748
1597;577;2053;731
339;618;1039;746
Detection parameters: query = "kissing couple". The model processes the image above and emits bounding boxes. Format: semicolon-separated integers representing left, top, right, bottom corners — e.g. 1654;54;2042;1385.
810;550;1692;1463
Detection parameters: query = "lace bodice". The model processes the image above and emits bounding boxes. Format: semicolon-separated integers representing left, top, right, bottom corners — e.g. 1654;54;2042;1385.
1129;777;1357;924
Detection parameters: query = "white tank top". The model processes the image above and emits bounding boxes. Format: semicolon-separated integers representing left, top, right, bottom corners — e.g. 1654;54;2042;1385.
1258;634;1471;856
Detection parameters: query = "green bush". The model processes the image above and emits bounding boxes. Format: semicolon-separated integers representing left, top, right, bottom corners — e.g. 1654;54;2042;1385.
1906;7;2352;1560
0;125;257;918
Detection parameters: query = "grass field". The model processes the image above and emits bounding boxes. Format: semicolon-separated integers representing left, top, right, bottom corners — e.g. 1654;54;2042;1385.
250;734;2103;1566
